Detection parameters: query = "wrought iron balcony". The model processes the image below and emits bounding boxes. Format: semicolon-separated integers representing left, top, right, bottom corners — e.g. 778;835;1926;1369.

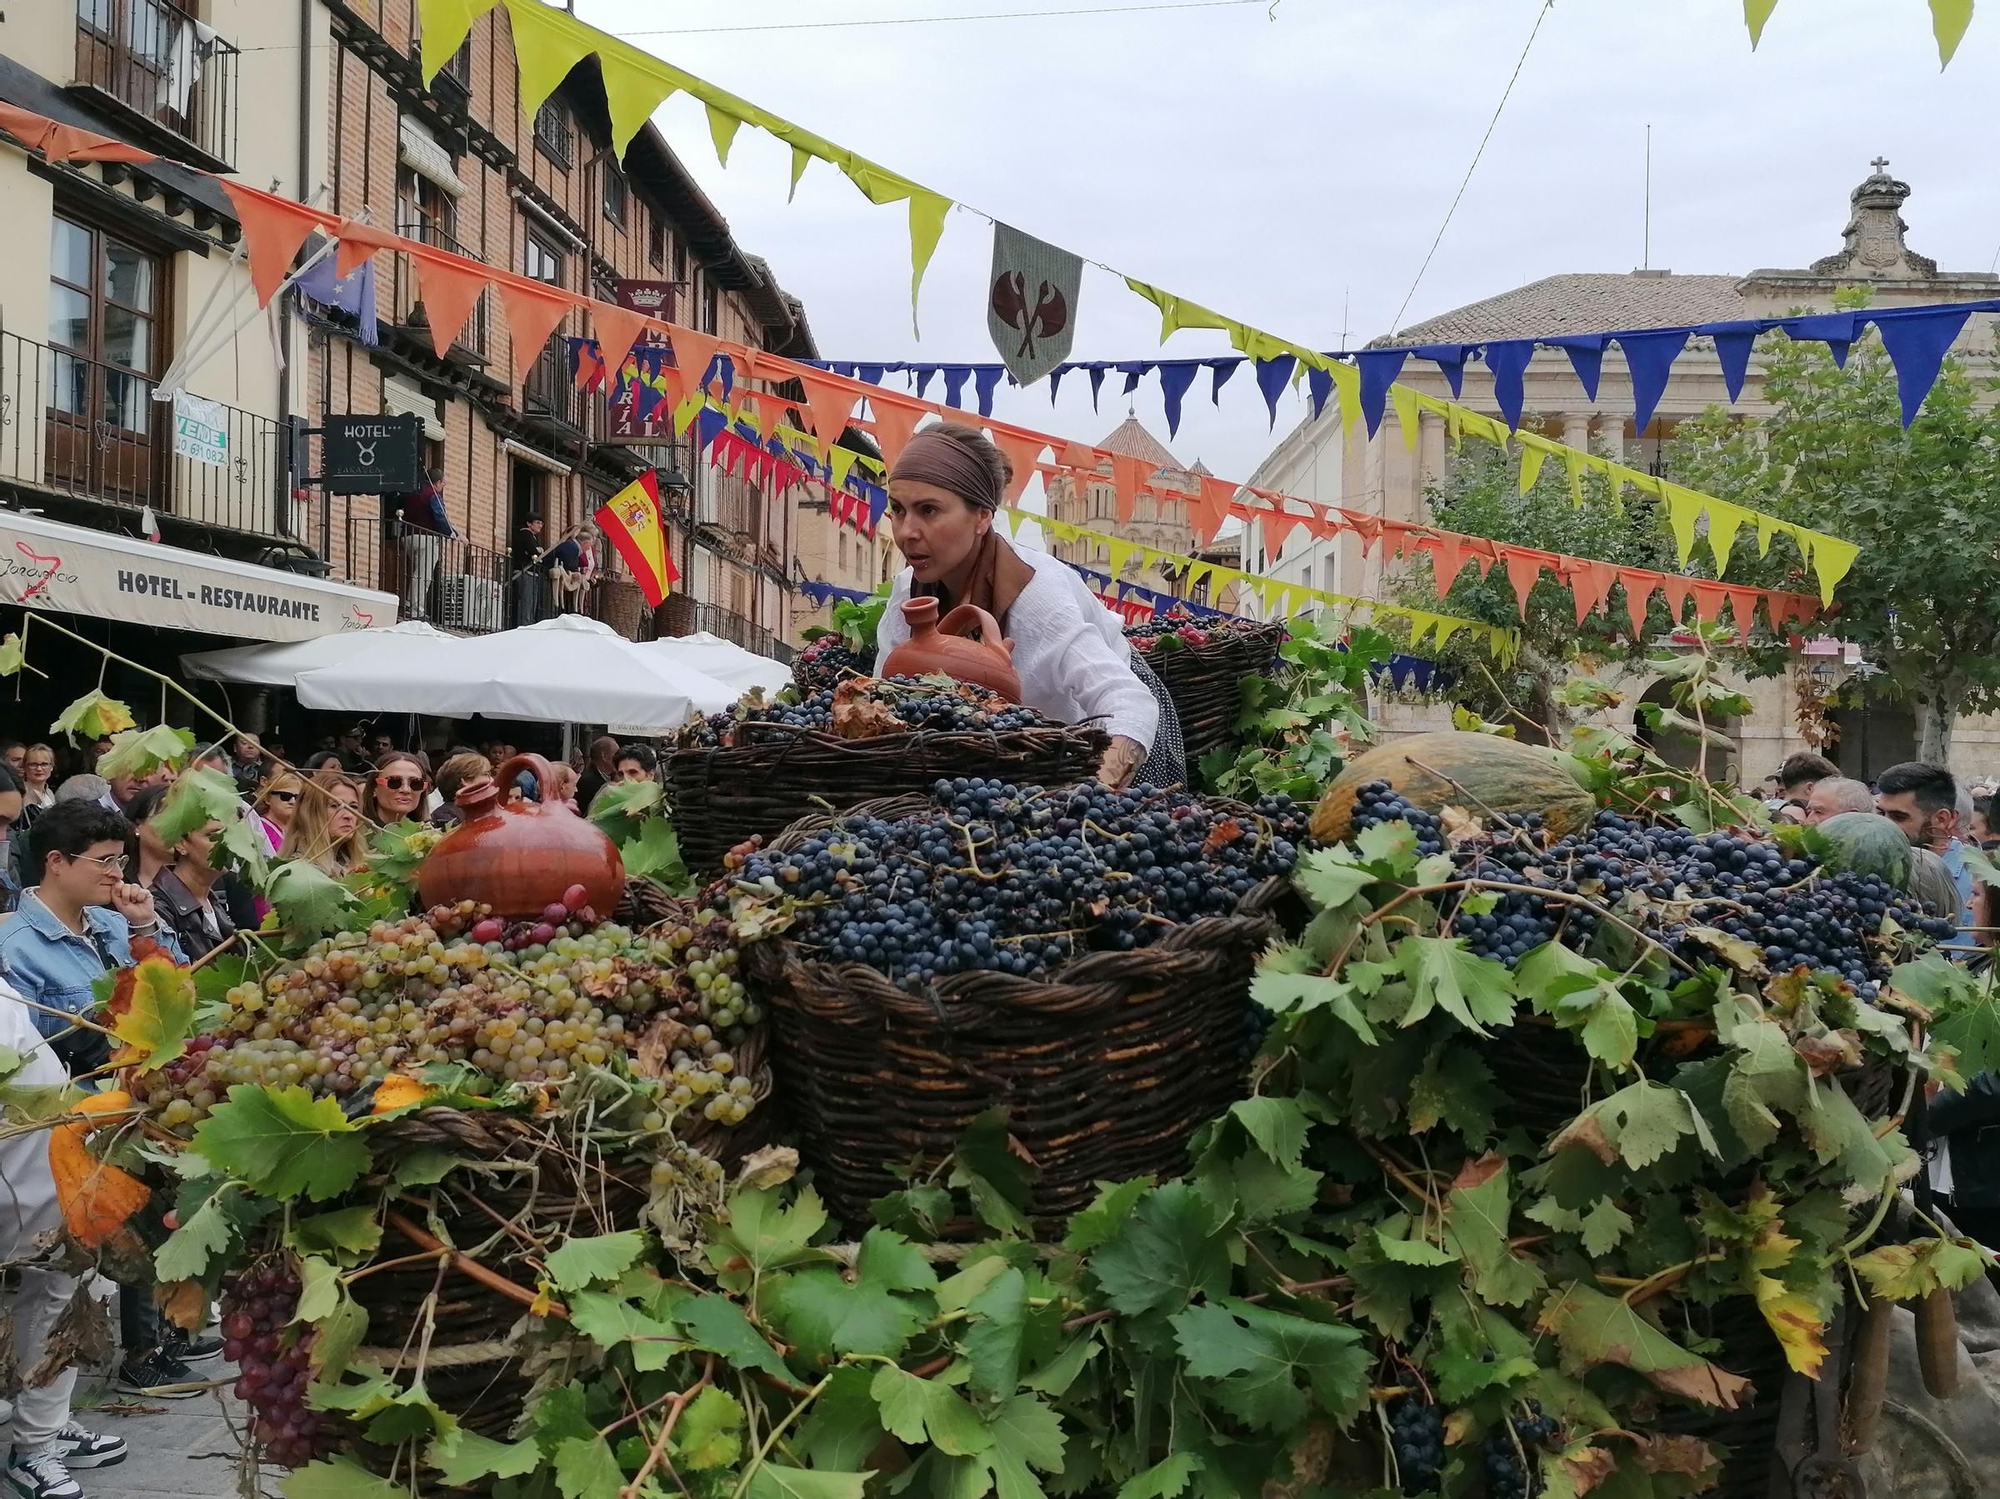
392;222;490;361
73;0;241;171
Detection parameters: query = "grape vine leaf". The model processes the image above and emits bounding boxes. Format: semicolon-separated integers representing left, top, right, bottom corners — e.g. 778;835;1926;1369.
675;1386;745;1471
263;859;359;937
96;724;195;781
1850;1236;1994;1300
1553;1082;1709;1170
1092;1182;1229;1316
52;690;135;742
747;1467;874;1499
149;765;242;848
1394;936;1516;1035
796;1366;886;1470
282;1456;409;1499
1061;1177;1153;1253
191;1084;370;1202
979;1392;1069;1499
545;1230;649;1292
106;955;196;1073
153;1182;242;1282
1407;1047;1498;1142
1914;958;2000;1079
707;1184;831;1287
1115;1453;1202;1499
553;1434;625;1499
1226;1097;1307;1170
963;1266;1029;1397
1293;849;1373;910
1354;819;1419;876
1024;1335;1099;1397
1249;958;1375;1045
566;1291;686;1372
427;1428;543;1486
936;1256;1012;1313
869;1365;994;1456
1432;1296;1539;1404
952;1109;1036;1236
0;633;22;678
676;1290;797;1385
1375;1213;1456;1267
622;817;691;889
1536;1284;1752;1408
767;1235;931;1363
1169;1298;1368;1431
1798;1077;1909;1186
289;1205;382;1258
1745;1216;1828;1377
590;777;665;845
1516;943;1641;1071
1441;1155;1544;1306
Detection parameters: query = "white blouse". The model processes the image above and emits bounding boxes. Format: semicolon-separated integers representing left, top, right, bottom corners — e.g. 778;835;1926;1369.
875;543;1160;751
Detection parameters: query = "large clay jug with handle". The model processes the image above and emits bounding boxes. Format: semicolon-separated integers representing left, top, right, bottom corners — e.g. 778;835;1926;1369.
880;597;1024;701
417;753;624;919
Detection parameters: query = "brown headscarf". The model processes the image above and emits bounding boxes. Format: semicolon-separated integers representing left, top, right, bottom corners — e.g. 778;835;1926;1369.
891;425;1036;627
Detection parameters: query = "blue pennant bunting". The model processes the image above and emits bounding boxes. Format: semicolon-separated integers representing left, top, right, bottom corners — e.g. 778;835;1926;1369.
1705;322;1760;402
1254;355;1297;428
858;364;886;386
1356;349;1408;438
1782;311;1860;368
1483;340;1536;432
974;365;1004;416
1416;345;1469;399
1087;366;1106;411
1876;306;1974;427
913;367;937;399
1211;359;1238;403
1616;329;1690;433
1546;336;1605;402
1049;365;1068;403
1306;366;1333;420
695;405;726;451
943;365;972;408
1158;361;1200;438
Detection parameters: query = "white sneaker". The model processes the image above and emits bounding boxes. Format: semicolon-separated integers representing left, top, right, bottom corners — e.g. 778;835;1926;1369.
6;1447;82;1499
52;1426;124;1470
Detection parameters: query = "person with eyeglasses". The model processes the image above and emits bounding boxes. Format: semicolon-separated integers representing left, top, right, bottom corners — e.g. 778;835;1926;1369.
256;771;306;852
0;798;202;1403
365;753;429;826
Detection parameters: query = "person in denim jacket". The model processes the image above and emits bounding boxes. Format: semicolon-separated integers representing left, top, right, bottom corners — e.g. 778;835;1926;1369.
0;797;202;1400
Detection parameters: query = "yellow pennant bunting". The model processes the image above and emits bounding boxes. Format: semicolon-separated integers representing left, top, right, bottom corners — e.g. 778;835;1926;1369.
1517;440;1548;496
1564;450;1586;508
788;146;812;201
828;445;858;493
1744;0;1971;65
1389;385;1422;452
1809;536;1861;604
707;103;744;167
1706;504;1746;575
1743;0;1780;47
419;0;492;86
1663;484;1703;567
1330;361;1364;442
1124;279;1231;341
498;0;598;120
907;192;952;337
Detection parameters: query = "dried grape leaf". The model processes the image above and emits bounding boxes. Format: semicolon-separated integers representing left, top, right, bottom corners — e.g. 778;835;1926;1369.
106;956;196;1074
1536;1284;1751;1408
51;690;135;742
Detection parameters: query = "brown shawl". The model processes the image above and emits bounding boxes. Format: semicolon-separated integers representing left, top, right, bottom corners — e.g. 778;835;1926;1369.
918;529;1036;632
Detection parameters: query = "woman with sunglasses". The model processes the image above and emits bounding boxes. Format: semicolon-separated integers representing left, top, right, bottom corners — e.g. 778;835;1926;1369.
257;770;306;852
366;752;429;826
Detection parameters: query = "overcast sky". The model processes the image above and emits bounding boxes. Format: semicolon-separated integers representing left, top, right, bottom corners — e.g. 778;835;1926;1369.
575;0;2000;493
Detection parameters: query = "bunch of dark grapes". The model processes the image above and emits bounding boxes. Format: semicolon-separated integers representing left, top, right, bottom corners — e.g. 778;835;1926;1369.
1124;612;1274;653
726;778;1305;987
222;1258;328;1469
1481;1402;1560;1499
1400;808;1958;991
1388;1397;1446;1493
1349;781;1446;857
678;677;1060;748
793;633;871;693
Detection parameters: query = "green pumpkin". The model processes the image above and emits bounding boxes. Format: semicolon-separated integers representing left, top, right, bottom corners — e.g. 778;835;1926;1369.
1311;731;1597;844
1816;812;1915;890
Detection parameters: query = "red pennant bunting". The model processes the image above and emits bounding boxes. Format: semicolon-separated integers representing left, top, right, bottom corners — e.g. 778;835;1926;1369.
496;278;578;390
221;182;329;307
1503;549;1547;617
990;429;1045;506
334;220;402;279
409;247;492;357
1617;570;1657;638
869;393;928;469
1110;454;1146;526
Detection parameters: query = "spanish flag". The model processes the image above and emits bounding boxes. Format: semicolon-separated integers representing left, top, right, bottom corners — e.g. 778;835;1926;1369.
595;470;681;607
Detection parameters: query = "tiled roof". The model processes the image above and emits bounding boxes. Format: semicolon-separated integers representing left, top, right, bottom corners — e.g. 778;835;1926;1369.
1097;416;1183;470
1386;272;1748;345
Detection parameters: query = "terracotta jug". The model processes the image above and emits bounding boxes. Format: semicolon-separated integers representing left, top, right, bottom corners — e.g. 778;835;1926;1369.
880;597;1023;701
416;753;625;920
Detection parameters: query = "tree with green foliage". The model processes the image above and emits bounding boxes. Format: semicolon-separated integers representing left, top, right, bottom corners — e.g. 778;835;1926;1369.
1664;300;2000;763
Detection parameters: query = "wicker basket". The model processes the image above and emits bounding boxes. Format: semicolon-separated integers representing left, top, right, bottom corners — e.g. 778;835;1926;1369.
745;795;1283;1228
664;723;1109;874
1129;622;1288;773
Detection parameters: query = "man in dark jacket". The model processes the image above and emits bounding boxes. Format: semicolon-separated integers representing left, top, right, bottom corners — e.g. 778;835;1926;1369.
1930;1077;2000;1284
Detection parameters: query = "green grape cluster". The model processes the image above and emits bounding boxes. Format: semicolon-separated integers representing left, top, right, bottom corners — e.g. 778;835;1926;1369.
137;903;762;1130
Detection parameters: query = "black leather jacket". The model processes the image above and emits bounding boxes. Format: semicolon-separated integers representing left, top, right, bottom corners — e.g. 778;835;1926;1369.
1928;1072;2000;1208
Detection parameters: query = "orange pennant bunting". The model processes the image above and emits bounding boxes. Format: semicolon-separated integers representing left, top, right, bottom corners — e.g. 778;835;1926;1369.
44;122;155;165
669;326;728;396
1690;580;1729;625
1426;534;1467;597
1725;586;1763;632
592;304;653;381
1617;570;1657;638
1565;559;1618;622
990;430;1045;506
869;393;928;469
409;247;492;357
1656;574;1695;624
1060;440;1097;471
1193;476;1236;547
796;369;858;443
334;220;402;279
220;182;330;307
1110;454;1146;526
1503;549;1548;617
497;278;579;389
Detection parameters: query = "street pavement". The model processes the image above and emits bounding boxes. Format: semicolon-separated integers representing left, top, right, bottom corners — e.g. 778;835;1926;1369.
69;1370;252;1499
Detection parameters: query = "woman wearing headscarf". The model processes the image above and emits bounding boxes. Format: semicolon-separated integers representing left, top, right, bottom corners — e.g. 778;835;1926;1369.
873;423;1183;788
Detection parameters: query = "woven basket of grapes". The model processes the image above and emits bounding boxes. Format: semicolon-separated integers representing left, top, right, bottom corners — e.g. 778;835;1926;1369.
1124;617;1288;769
735;780;1306;1229
665;677;1109;874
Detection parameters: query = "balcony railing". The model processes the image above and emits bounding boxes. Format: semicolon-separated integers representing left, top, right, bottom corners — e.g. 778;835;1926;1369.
682;601;789;662
522;331;581;431
0;330;281;536
392;222;489;361
74;0;240;169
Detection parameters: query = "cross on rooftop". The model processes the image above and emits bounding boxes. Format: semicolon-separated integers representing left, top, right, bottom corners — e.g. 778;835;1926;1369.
1871;155;1891;172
